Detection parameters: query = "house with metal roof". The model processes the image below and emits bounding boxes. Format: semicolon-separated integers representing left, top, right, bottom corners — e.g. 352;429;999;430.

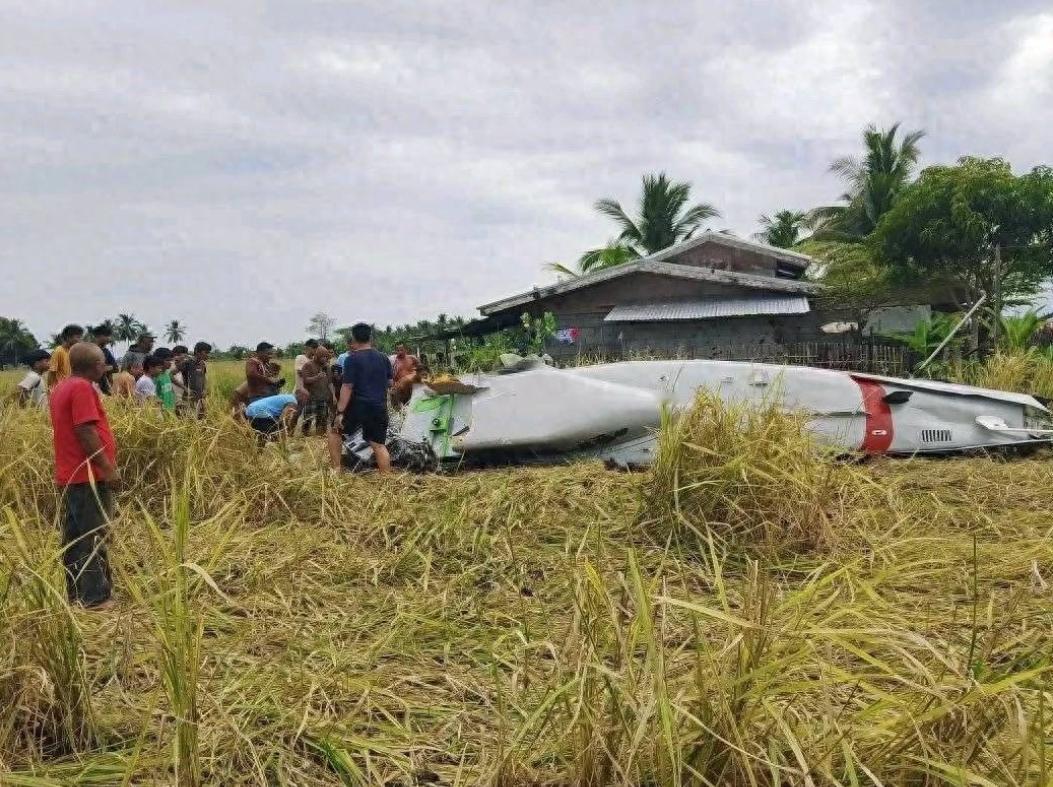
463;231;834;358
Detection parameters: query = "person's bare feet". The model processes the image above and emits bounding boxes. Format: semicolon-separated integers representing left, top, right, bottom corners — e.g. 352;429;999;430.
85;598;117;611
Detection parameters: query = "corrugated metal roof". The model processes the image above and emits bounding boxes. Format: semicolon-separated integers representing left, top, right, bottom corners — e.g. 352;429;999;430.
604;295;810;322
479;260;817;315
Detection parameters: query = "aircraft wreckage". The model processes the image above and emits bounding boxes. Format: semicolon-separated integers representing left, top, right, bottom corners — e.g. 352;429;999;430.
342;359;1053;471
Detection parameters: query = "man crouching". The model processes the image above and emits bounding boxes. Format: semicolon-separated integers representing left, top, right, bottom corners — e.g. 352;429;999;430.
244;392;300;444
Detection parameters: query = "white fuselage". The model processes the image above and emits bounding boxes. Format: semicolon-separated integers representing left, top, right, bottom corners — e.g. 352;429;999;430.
396;360;1051;468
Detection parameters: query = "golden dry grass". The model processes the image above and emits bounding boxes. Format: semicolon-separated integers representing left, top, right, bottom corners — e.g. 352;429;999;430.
0;359;1052;785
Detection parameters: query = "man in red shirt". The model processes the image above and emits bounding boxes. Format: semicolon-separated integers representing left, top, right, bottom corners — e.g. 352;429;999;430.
49;342;119;608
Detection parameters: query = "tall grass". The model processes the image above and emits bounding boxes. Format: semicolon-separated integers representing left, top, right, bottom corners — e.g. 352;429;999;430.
123;482;205;786
645;393;863;554
0;509;97;760
0;361;1051;783
952;349;1053;400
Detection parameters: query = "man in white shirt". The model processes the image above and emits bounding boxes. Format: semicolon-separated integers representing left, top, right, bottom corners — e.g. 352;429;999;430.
294;339;318;396
295;339;318;374
16;349;51;407
135;355;163;403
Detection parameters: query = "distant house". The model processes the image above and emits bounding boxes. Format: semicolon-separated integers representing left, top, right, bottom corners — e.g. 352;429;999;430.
469;232;830;358
426;231;929;362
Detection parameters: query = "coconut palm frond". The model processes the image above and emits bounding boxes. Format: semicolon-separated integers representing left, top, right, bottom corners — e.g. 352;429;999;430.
545;262;580;278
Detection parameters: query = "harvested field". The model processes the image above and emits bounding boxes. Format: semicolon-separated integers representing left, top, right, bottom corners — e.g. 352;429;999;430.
1;384;1052;785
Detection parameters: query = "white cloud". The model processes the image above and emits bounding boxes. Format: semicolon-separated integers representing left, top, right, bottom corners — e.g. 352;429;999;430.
992;12;1053;114
0;1;1048;346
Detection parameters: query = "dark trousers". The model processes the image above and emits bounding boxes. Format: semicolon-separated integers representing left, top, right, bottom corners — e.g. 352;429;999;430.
60;483;114;606
300;399;331;435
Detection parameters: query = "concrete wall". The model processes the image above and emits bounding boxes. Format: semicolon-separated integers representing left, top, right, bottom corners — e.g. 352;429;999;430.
863;305;931;335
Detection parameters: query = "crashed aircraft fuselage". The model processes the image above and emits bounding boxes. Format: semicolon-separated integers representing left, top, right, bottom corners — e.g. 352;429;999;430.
347;360;1053;469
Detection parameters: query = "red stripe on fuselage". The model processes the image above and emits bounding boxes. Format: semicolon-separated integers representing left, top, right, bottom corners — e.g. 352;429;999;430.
851;376;893;454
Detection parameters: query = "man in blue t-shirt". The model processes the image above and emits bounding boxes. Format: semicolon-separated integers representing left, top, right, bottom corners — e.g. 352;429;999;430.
244;393;298;442
330;323;393;472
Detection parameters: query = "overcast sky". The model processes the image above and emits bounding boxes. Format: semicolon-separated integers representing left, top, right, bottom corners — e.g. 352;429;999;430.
2;1;1051;347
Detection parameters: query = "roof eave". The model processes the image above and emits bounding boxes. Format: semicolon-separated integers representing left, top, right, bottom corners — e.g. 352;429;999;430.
478;260;818;315
478;262;643;315
479;234;816;316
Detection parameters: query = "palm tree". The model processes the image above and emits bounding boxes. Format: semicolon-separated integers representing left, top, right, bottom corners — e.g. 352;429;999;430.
999;311;1044;350
0;317;38;363
114;313;142;343
755;210;809;248
810;123;925;241
90;319;115;337
588;172;720;261
548;241;640;278
165;320;186;343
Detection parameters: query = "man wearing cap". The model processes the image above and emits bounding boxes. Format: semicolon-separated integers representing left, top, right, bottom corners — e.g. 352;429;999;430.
13;349;51;407
49;342;119;609
245;342;284;402
120;332;155;369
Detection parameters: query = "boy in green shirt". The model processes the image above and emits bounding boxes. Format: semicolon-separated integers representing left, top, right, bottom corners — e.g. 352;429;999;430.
153;348;177;412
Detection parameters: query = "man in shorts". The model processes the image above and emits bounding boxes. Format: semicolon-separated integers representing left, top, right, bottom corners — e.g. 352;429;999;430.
329;323;392;473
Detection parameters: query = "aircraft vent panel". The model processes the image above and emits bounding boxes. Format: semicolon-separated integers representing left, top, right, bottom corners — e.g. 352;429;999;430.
920;428;953;443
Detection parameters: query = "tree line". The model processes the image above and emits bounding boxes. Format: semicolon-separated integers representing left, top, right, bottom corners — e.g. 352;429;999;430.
0;315;194;366
5;124;1050;363
546;123;1053;355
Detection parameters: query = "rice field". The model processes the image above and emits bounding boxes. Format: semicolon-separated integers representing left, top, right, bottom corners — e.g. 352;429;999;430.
1;357;1052;785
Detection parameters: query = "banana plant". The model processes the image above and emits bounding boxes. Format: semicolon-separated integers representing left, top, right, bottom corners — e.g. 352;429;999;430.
887;313;960;356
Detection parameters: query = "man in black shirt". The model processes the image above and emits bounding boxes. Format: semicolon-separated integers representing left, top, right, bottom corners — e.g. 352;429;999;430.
91;324;117;395
329;323;392;473
179;341;212;418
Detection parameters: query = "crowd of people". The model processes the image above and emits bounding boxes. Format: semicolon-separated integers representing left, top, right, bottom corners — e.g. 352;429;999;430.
10;321;422;610
230;324;422;471
11;322;212;415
